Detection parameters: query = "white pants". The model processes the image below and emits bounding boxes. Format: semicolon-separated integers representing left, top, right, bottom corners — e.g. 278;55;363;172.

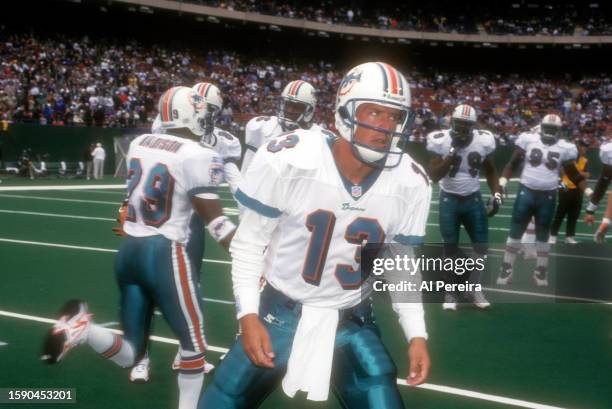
93;158;104;180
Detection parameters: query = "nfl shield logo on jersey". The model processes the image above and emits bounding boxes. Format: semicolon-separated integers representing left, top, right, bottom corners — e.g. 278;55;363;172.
351;185;362;198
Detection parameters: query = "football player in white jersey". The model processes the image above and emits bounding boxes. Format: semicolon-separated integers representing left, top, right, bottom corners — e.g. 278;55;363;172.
241;80;320;173
201;62;431;409
426;104;502;311
496;114;592;286
42;87;236;409
584;137;612;225
130;81;243;382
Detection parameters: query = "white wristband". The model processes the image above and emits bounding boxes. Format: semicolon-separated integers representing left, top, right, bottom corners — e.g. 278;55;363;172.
603;218;611;225
207;216;236;242
584;187;594;198
499;177;508;188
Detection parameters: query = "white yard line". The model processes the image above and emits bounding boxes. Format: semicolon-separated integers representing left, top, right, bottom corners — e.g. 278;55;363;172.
0;209;115;221
0;237;231;265
0;308;575;409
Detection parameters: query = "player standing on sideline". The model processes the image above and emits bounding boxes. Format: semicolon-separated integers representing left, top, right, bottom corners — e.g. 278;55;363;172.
241;80;319;173
496;114;592;287
549;139;590;244
427;104;501;310
42;87;236;409
201;62;431;409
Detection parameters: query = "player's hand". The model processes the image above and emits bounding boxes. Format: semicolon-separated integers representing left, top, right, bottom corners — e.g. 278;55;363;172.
498;177;508;199
112;200;128;236
594;220;609;243
584;213;596;226
487;192;503;217
407;337;430;386
240;314;275;368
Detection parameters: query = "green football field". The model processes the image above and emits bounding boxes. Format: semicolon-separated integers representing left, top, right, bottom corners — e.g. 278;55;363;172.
0;176;610;409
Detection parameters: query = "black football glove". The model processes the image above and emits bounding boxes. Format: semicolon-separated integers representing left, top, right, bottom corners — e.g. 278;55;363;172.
486;192;503;217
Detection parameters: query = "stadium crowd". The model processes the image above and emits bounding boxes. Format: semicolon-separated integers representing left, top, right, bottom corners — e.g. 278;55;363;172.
188;0;611;36
0;33;609;145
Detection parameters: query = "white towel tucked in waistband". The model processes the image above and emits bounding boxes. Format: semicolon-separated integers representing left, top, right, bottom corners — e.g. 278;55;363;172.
281;304;339;401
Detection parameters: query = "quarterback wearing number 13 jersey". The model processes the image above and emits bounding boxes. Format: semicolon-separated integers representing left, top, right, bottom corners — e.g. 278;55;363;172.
236;130;431;307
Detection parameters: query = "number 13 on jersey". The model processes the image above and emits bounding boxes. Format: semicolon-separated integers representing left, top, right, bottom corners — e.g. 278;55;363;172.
302;210;385;290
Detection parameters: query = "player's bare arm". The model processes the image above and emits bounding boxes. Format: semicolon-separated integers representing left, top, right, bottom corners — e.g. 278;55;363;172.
499;147;524;194
585;164;612;225
428;153;456;182
482;155;501;194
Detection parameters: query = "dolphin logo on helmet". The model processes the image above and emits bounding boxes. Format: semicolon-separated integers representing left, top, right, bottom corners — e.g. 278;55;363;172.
158;86;209;141
335;62;415;168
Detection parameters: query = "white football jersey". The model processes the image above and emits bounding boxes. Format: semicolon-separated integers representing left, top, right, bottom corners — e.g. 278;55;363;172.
123;133;223;243
516;133;577;191
209;127;242;163
237;129;431;309
426;129;496;195
600;140;612;166
242;115;324;173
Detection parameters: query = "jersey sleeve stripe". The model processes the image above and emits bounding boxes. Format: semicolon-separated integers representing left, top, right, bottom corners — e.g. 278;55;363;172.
393;234;425;246
235;189;282;218
245;144;258;152
188;186;219;198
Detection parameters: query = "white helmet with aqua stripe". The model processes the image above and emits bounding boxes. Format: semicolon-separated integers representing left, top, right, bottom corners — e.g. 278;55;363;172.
451;104;477;147
192;82;223;141
279;80;317;131
158;86;208;139
335;62;414;167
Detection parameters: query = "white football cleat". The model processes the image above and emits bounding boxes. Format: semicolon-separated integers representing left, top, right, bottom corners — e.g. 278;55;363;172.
130;357;150;383
496;263;513;285
533;269;549;287
442;292;458;311
547;235;557;245
42;300;92;364
204;362;215;373
469;291;491;309
171;351;180;371
564;236;578;244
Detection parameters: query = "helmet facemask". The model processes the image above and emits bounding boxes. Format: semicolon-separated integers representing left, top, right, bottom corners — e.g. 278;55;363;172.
540;123;561;145
340;99;415;168
199;103;220;146
278;97;313;131
451;118;475;147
